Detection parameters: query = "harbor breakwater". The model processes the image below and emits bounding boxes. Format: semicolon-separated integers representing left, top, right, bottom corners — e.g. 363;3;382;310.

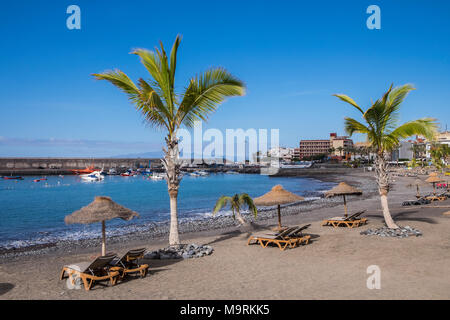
0;157;157;175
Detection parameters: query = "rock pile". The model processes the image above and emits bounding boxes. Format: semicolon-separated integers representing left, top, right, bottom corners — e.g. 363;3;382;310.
144;243;214;260
360;226;422;238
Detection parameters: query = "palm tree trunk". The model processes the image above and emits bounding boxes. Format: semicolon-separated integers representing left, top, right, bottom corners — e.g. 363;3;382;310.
375;153;399;229
162;135;182;246
169;189;180;245
234;209;247;225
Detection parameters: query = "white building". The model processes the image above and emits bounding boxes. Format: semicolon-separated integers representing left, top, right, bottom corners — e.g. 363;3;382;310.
268;147;295;162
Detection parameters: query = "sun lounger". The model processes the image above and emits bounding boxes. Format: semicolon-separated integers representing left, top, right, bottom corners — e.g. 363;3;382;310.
247;225;311;251
60;254;120;291
321;210;367;228
109;248;149;278
402;198;431;206
424;195;446;202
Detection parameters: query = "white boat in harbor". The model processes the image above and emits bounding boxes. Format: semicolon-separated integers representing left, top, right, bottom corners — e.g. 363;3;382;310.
80;171;104;182
280;161;313;169
226;170;239;174
149;173;165;180
197;170;209;176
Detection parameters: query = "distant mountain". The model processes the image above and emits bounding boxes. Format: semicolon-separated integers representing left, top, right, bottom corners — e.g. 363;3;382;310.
110;151;164;158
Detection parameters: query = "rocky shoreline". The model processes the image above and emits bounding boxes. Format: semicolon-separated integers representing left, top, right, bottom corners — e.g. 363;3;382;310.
0;172;378;259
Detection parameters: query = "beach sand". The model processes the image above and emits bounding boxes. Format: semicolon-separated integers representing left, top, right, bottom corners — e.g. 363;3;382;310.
1;174;450;299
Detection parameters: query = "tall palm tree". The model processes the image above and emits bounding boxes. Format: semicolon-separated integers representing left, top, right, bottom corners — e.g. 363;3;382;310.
334;84;437;229
212;193;258;225
93;35;245;245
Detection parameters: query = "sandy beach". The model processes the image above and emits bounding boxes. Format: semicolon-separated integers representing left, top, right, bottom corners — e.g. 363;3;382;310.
1;173;450;300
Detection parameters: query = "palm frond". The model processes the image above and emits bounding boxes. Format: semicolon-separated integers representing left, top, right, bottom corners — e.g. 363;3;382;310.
92;69;140;101
389;118;438;142
212;196;232;215
131;48;173;109
344;117;371;136
387;84;415;111
169;35;181;91
333;94;364;114
238;193;258;218
136;78;171;129
177;68;246;127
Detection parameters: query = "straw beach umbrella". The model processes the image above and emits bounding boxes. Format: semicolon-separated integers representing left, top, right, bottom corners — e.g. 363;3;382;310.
407;178;427;198
325;182;362;217
65;196;139;255
425;175;442;196
254;185;304;230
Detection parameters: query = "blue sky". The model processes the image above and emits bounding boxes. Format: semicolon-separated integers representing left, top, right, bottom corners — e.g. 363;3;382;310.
0;0;449;157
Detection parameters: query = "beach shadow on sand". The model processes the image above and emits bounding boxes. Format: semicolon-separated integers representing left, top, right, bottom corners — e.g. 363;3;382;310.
365;209;439;225
204;222;321;246
204;222;273;246
0;283;14;296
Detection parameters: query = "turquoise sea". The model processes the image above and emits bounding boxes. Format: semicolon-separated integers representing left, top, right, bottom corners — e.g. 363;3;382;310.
0;173;335;249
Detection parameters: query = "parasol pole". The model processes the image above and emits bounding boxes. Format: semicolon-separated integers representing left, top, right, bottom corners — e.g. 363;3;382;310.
101;220;106;256
343;195;348;217
277;204;282;229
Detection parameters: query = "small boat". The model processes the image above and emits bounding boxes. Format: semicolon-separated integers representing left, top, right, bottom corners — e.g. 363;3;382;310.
3;176;24;180
121;172;133;177
33;178;47;182
189;172;200;177
149;173;164;180
71;165;96;175
107;168;118;175
226;171;239;174
80;171;104;182
197;170;209;176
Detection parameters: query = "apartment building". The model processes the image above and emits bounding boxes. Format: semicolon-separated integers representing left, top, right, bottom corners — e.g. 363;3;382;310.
298;133;354;159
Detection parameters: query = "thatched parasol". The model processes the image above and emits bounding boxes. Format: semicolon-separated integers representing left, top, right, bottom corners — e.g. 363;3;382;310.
254;185;304;230
65;196;139;255
407;178;427;198
325;182;362;217
425;175;443;196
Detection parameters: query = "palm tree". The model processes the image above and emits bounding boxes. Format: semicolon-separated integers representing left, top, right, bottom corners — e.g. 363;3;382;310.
336;146;344;157
212;193;257;225
334;84;437;229
430;143;450;171
93;35;245;245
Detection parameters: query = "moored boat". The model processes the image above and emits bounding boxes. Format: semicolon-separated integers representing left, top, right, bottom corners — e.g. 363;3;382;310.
80;171;104;182
3;176;24;180
71;165;96;175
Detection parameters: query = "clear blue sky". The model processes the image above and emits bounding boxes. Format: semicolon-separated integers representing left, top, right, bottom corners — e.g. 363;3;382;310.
1;0;449;157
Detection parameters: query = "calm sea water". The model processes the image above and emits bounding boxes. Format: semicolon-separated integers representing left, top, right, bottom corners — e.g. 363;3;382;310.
0;173;335;249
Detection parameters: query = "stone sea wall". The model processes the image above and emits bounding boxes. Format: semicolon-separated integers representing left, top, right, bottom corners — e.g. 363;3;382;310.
0;158;160;175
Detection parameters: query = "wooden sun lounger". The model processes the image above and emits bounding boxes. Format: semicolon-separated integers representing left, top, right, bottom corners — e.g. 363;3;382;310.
247;225;311;251
60;254;120;291
321;210;367;228
109;248;149;279
424;195;447;202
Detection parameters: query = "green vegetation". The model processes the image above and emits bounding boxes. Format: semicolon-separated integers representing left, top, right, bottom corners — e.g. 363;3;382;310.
93;35;246;245
212;193;258;225
334;83;437;229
